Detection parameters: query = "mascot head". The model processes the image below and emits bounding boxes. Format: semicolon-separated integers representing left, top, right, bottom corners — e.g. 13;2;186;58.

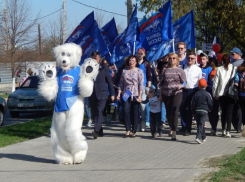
53;43;82;71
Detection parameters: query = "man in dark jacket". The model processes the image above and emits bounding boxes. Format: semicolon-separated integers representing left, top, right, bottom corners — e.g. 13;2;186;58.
89;51;115;139
192;79;213;144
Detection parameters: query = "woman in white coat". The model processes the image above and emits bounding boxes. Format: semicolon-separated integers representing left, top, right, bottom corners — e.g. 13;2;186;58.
213;54;237;137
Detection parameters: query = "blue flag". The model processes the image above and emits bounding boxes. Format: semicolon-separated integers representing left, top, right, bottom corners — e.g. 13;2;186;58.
138;0;173;51
74;20;109;64
122;89;132;102
101;18;118;48
173;10;196;49
109;5;138;64
147;10;196;62
65;12;94;43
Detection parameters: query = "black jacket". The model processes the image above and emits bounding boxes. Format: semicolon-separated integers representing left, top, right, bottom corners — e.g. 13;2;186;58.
91;65;115;100
191;89;213;113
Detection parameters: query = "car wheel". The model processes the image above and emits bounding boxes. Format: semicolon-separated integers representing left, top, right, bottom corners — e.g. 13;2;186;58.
0;109;4;126
10;111;19;118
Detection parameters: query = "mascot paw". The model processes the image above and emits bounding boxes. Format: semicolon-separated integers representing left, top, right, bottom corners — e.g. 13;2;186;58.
81;58;99;80
39;63;57;80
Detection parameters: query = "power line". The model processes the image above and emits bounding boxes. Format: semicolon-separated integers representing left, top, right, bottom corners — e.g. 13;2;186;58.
71;0;127;17
24;8;62;22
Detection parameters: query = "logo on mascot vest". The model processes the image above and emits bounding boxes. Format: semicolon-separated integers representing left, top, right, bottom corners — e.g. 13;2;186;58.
61;74;75;91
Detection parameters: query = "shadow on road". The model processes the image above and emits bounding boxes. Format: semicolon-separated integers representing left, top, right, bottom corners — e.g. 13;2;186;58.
0;153;55;164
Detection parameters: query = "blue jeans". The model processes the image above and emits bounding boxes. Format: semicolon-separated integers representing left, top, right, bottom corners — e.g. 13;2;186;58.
145;102;150;123
84;97;91;120
161;102;166;123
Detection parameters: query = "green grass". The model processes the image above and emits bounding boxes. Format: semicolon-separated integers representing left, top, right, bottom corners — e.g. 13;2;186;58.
200;148;245;182
0;116;52;148
0;93;10;99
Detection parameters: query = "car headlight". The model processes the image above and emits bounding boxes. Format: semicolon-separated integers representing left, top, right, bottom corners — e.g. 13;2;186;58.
7;97;17;102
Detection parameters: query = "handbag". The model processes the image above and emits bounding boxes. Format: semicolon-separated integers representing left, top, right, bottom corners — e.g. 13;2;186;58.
224;65;238;101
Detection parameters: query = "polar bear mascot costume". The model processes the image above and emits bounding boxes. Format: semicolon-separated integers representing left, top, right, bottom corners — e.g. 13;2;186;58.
38;43;99;164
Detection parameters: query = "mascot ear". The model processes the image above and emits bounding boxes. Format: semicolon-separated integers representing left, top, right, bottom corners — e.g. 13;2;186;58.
53;45;61;59
76;44;82;59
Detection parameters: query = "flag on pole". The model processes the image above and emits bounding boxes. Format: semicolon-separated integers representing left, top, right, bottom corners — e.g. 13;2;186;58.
74;20;109;65
147;10;196;62
109;5;138;64
173;10;196;50
101;18;118;48
212;36;217;44
65;12;94;43
138;0;173;51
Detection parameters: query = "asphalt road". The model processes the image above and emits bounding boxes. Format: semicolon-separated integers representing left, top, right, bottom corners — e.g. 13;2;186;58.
2;111;52;127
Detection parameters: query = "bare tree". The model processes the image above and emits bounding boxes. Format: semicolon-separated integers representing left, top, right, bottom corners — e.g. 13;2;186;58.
95;9;108;28
0;0;40;91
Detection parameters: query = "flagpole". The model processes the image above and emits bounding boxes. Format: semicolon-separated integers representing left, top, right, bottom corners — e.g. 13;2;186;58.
195;48;197;65
172;39;175;53
133;41;136;55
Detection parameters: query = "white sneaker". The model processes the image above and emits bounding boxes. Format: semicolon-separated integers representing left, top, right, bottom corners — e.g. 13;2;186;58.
202;137;207;143
225;131;231;137
162;123;166;128
141;122;146;132
195;138;203;144
192;120;197;125
86;120;92;127
222;130;226;136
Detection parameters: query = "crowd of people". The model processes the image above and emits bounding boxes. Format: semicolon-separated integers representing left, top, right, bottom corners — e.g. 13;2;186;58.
85;42;245;144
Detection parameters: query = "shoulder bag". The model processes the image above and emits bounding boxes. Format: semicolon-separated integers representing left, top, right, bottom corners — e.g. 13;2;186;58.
224;65;238;101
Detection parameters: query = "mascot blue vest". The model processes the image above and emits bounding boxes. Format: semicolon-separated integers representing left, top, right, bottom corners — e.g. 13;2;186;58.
55;66;80;112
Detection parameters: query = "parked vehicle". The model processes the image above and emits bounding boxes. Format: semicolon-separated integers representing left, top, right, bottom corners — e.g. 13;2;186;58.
0;96;7;126
7;76;54;118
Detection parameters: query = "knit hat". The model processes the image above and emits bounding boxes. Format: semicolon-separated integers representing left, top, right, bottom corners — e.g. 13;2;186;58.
210;70;216;76
198;79;207;88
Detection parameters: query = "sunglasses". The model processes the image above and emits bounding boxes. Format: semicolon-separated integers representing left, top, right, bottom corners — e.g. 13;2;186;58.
187;57;195;60
177;48;184;50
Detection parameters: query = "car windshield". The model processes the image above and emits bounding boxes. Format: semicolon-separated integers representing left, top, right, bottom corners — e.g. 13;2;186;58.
21;76;40;88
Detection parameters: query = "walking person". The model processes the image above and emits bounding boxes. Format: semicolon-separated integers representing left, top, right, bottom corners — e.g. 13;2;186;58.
117;55;143;138
206;69;220;136
234;62;245;137
231;47;244;132
213;54;237;137
137;48;152;131
181;52;202;135
146;85;162;138
159;53;186;141
89;51;115;139
177;42;188;66
192;79;213;144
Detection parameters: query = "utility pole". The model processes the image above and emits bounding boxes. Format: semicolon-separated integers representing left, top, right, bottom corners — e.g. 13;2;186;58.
38;24;41;55
127;0;133;25
3;0;9;51
63;0;66;43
